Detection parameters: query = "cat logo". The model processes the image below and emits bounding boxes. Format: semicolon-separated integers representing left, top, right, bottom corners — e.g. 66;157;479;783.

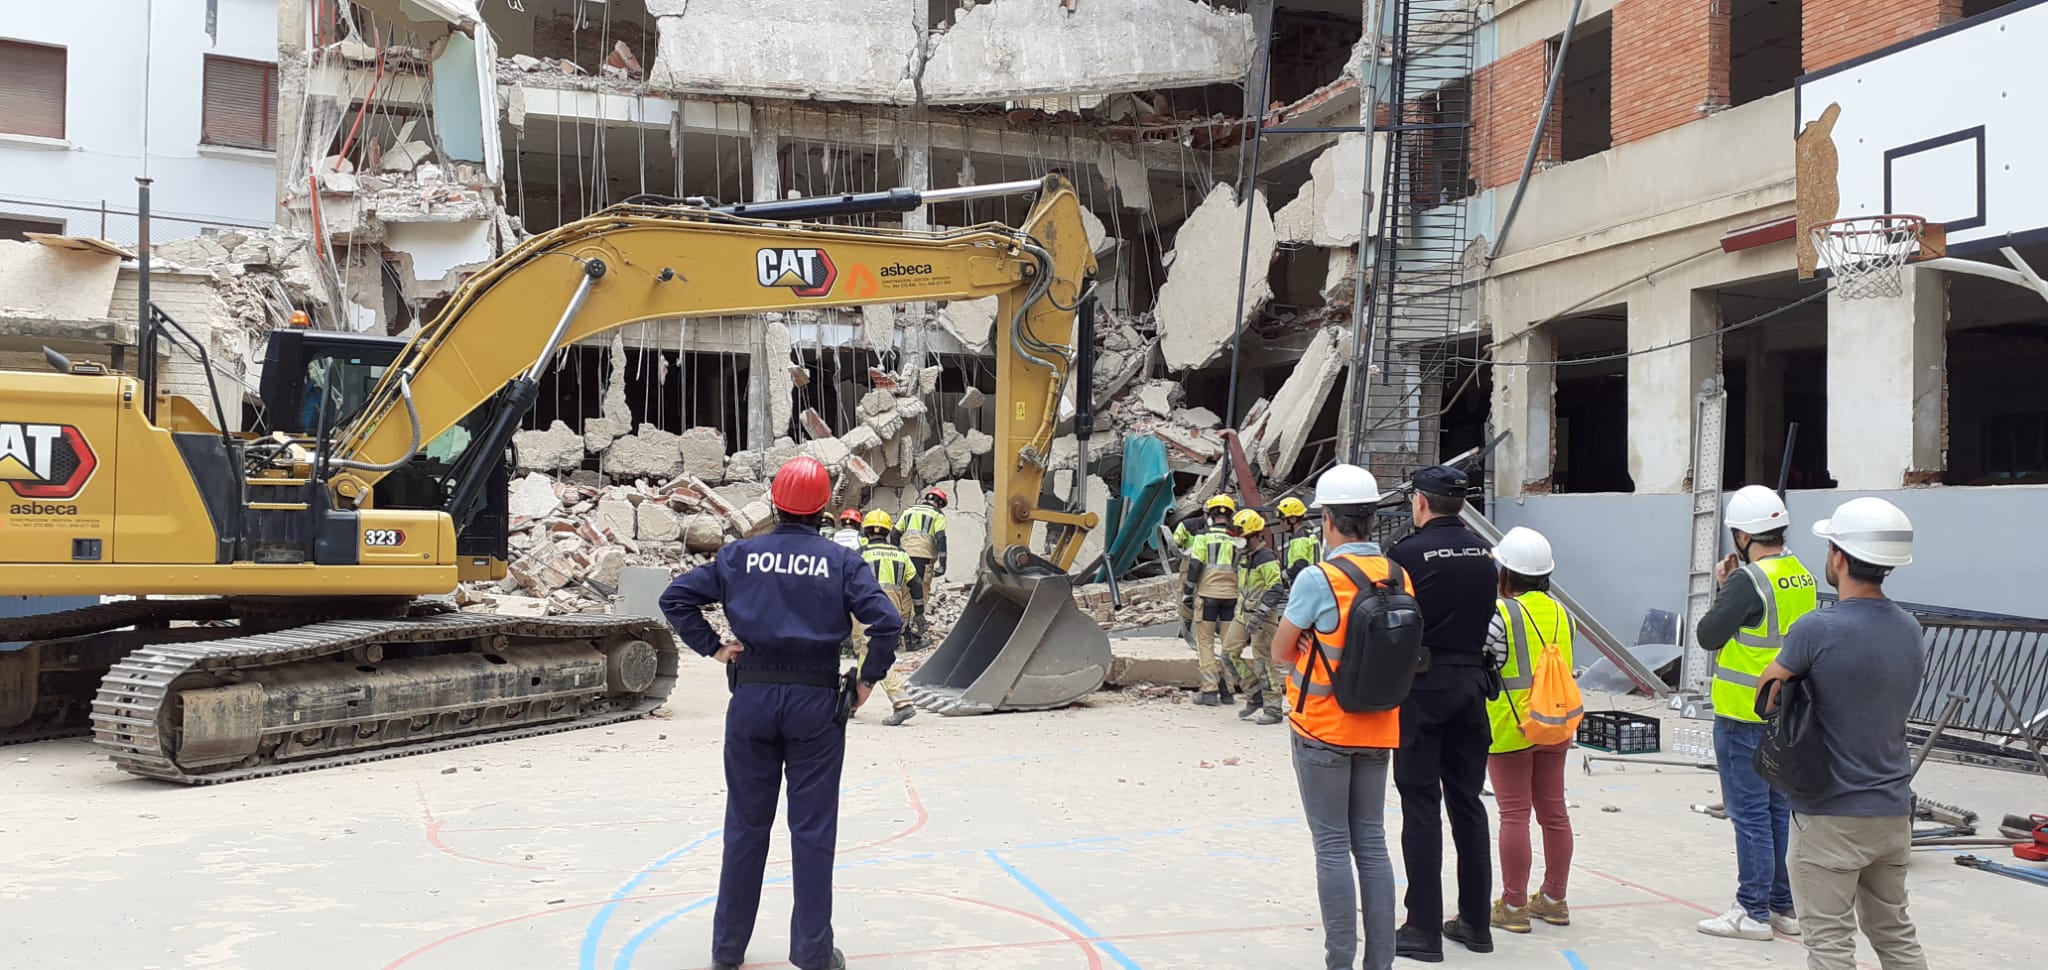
0;423;97;500
755;248;837;298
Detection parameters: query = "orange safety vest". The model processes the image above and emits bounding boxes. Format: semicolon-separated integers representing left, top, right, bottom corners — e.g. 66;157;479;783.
1285;552;1409;749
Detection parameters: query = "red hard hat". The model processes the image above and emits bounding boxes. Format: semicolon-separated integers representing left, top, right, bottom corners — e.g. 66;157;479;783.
839;508;861;523
770;456;833;515
925;487;949;504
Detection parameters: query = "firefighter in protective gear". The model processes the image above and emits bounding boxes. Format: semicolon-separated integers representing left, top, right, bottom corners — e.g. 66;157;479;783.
862;510;924;651
1693;484;1814;941
658;455;897;970
893;489;949;628
1276;496;1322;580
856;516;921;726
1482;526;1576;934
1182;495;1243;706
829;509;864;550
1221;508;1288;724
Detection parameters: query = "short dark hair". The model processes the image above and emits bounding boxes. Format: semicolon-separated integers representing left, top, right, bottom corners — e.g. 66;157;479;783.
1324;505;1376;540
1506;571;1552;594
1742;527;1789;545
1833;544;1894;583
778;509;825;529
1420;491;1464;517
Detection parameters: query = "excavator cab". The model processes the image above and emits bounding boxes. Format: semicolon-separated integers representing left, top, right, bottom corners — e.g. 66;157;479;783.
256;330;511;571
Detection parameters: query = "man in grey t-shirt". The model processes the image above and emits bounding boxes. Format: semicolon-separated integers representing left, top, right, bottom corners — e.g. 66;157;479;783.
1759;498;1927;970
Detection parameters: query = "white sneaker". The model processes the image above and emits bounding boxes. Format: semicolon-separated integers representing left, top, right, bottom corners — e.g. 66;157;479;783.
1696;907;1774;941
1771;911;1802;937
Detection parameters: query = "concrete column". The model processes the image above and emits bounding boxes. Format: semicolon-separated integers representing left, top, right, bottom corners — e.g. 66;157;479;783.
274;0;308;222
749;122;781;203
1741;326;1787;486
901;133;932;232
1628;284;1719;493
1827;267;1946;488
1491;321;1556;492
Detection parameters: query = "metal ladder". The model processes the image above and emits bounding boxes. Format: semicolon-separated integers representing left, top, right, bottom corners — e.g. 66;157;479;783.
1677;377;1728;717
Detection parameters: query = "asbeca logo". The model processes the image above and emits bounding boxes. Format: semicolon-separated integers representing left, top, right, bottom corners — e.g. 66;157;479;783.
0;423;98;502
756;248;837;298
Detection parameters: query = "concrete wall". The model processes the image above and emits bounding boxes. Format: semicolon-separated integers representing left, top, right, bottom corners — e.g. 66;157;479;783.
0;0;280;240
1494;486;2048;636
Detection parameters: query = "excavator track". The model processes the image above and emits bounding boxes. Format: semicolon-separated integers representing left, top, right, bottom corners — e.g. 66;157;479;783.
1;599;240;746
89;612;679;784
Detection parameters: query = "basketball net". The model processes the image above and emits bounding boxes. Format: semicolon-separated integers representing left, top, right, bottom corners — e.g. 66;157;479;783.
1812;215;1926;300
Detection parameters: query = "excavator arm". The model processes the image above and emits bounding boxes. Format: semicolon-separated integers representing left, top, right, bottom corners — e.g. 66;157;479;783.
327;176;1097;539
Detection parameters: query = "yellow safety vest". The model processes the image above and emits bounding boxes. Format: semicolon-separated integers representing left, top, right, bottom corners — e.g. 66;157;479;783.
1488;591;1574;755
861;542;917;591
897;504;945;559
1284;529;1322;571
1186;527;1240;600
1712;554;1817;722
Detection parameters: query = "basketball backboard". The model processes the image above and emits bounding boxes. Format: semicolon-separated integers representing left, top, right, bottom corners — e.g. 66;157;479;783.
1794;1;2048;278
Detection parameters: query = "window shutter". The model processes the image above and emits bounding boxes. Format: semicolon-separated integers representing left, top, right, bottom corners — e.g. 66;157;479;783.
202;57;276;151
0;41;68;139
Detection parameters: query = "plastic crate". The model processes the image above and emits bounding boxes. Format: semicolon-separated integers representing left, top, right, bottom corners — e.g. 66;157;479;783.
1576;710;1661;754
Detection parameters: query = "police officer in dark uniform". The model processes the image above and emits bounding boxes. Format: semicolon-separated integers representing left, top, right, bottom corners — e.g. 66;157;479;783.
1387;465;1500;962
658;455;902;970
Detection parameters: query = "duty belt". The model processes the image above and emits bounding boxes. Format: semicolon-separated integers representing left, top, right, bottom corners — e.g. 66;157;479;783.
729;666;841;691
1426;653;1488;668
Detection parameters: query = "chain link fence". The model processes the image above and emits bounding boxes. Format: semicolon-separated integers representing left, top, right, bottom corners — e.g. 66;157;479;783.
0;195;273;251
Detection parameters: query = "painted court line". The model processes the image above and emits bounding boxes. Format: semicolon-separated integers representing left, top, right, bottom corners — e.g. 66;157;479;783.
986;849;1143;970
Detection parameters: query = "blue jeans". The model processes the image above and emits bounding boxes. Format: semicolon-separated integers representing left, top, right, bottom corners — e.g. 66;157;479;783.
1715;717;1793;921
1292;734;1397;970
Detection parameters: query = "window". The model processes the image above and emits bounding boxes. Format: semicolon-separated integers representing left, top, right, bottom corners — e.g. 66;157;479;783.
202;55;277;151
0;216;65;242
1554;21;1613;162
0;40;67;139
1729;0;1802;108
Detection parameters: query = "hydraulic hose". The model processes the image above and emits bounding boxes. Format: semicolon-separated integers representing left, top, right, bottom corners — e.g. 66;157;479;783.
325;370;420;474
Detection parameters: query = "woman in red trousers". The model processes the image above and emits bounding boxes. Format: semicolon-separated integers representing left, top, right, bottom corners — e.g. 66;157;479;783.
1483;527;1575;933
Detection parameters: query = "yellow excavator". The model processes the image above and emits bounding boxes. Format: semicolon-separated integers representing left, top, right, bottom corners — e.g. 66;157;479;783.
0;176;1110;783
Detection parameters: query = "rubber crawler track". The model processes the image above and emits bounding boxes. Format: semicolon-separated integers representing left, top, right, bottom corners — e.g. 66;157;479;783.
84;611;679;784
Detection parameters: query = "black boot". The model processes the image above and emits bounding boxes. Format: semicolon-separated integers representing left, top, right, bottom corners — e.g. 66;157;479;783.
1195;691;1221;707
1394;923;1444;963
1443;916;1496;953
1238;692;1263;718
1217;687;1235;705
1252;708;1283;725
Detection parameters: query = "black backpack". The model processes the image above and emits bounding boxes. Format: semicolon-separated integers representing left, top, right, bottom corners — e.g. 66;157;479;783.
1754;676;1835;800
1294;558;1427;714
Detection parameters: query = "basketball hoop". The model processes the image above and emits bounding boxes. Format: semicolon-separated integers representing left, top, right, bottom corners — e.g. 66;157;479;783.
1811;215;1926;300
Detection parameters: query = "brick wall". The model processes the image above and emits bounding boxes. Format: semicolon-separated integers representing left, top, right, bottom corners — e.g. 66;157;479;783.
1611;0;1729;146
531;11;652;74
1471;41;1555;189
1804;0;1964;72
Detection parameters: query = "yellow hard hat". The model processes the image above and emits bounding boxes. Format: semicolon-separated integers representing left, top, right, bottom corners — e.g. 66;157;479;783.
862;509;894;531
1276;497;1308;518
1233;508;1267;535
1204;495;1238;513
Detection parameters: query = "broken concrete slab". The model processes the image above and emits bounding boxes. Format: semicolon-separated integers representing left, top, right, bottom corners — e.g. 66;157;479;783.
921;0;1255;105
918;365;942;395
678;427;727;484
601;423;685;481
735;500;775;538
860;304;894;350
647;0;919;103
0;240;121;320
588;546;627;589
635;502;684;542
682;514;726;552
960;387;986;410
1173;406;1222;430
381;140;434;172
593;496;637;539
1136;381;1177;416
939;478;988;585
713;481;767;510
1105;637;1201;689
801;436;851;470
765;319;795;437
866;410;906;441
1272;133;1383;248
799;408;833;441
1255;326;1351;478
845;454;879;486
583;334;634;452
964;428;994;457
725;450;766;482
840;424;884;455
915;446;951;484
1155;184;1275;372
940;297;997;353
508;473;562;519
513;420;584;473
857;388;898;418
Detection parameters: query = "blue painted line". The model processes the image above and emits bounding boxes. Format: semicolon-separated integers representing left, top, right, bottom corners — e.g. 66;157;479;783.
1563;948;1590;970
986;850;1143;970
579;829;721;970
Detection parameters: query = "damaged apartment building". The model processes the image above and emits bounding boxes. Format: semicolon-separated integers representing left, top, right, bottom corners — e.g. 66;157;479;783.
214;0;1474;594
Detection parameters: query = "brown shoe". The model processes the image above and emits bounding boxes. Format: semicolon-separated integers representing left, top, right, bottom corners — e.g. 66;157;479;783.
1491;898;1532;934
1530;892;1571;926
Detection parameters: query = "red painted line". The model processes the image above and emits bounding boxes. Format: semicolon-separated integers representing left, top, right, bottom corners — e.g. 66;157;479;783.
1584;868;1719;916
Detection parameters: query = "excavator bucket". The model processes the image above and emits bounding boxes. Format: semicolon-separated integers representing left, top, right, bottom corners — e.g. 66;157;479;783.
905;560;1110;715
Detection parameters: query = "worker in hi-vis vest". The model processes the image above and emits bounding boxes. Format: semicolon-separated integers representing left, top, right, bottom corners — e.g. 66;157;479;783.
1181;494;1243;706
1276;496;1322;580
1693;485;1817;943
1482;526;1576;936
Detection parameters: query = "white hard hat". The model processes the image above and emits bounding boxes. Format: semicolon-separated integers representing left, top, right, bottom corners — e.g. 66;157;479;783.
1725;485;1790;534
1310;464;1381;508
1812;497;1913;567
1493;526;1556;576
